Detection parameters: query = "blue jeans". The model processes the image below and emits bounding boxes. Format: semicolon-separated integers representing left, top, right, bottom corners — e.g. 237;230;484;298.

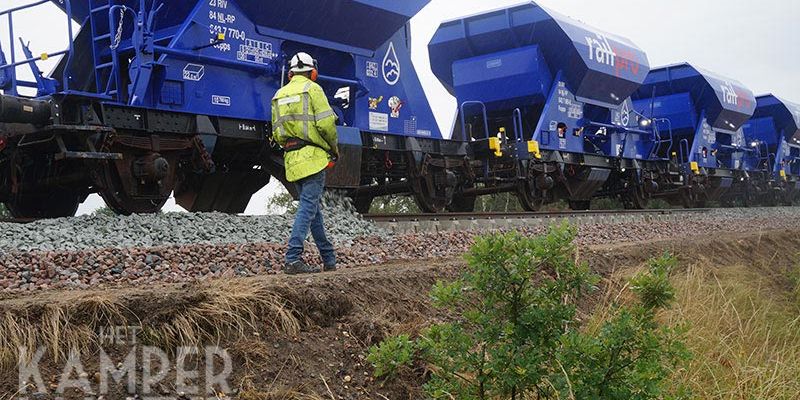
286;171;336;266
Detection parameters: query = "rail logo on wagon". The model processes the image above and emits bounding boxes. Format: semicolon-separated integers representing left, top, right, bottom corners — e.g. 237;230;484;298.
620;101;631;126
720;81;739;107
585;32;641;78
585;33;616;68
383;42;401;86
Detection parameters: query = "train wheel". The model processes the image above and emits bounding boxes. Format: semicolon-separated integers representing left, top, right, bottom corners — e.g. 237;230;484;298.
569;200;591;211
680;182;708;208
517;185;544;212
96;154;174;215
6;188;81;219
352;195;374;214
99;186;169;215
624;173;658;210
447;195;476;212
412;170;455;214
414;188;448;213
787;191;800;206
778;190;791;206
764;189;781;207
447;182;476;212
680;195;697;208
627;185;651;209
742;184;759;207
517;166;549;212
93;133;191;215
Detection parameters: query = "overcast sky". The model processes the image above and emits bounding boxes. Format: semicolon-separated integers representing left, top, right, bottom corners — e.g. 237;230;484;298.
1;0;798;215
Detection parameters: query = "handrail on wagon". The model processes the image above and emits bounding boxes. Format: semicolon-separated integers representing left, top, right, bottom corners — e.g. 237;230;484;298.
0;0;74;96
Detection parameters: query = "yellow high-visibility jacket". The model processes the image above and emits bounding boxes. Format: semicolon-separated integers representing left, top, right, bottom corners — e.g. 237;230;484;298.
271;75;338;182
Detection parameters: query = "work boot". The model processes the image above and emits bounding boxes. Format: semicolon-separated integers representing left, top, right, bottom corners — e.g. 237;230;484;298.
284;261;321;275
323;263;337;272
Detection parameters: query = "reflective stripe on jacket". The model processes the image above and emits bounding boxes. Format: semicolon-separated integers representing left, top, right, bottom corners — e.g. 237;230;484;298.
271;75;338;182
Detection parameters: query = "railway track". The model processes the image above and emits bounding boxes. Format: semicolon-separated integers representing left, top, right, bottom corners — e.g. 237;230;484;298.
0;208;711;226
0;217;38;224
364;208;713;233
364;208;711;222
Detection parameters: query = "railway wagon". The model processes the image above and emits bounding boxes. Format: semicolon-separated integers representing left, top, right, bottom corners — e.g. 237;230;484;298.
0;0;453;217
428;2;653;211
742;95;800;205
631;64;758;207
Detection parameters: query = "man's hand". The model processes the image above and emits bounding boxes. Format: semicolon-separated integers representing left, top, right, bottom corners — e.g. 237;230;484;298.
327;147;339;170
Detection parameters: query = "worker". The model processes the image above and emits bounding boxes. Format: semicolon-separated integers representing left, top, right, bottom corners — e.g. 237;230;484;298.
271;52;339;275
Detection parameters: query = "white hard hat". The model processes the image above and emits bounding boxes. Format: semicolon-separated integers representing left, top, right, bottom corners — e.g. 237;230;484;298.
289;52;317;73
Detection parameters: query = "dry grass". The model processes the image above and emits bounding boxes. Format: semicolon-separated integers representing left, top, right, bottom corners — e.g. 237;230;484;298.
236;375;325;400
0;295;127;369
143;280;301;351
586;256;800;400
0;279;301;369
237;386;325;400
664;263;800;399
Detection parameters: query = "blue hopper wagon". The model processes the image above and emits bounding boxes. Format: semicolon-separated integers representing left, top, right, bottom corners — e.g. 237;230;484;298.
428;1;654;211
632;63;757;207
742;95;800;205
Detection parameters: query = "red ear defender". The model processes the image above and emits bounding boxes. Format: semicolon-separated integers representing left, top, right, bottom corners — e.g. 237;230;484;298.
310;68;319;81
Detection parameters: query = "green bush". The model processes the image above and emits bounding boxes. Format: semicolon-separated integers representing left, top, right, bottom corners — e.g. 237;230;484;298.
591;197;624;210
367;334;415;378
476;193;523;212
631;253;678;310
92;206;117;217
368;224;689;400
266;189;298;214
369;196;420;214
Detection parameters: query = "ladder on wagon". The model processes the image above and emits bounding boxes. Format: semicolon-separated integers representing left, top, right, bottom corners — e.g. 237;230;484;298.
88;0;125;98
87;0;175;102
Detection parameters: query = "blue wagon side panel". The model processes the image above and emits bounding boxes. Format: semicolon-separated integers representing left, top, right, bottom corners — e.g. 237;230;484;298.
137;0;280;120
451;45;552;112
353;29;442;138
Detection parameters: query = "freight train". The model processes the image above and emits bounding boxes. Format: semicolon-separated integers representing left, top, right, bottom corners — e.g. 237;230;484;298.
0;0;796;218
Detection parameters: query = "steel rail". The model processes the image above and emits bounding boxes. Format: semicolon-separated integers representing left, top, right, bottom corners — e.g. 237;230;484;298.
363;208;711;223
0;217;38;224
